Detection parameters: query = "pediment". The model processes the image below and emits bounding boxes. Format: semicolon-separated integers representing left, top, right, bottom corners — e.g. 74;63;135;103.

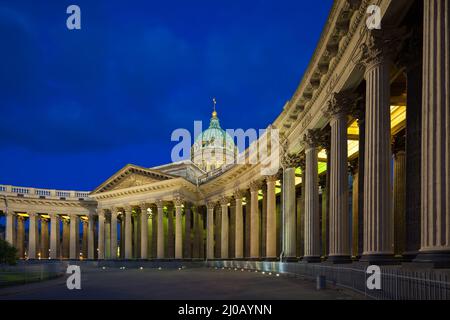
91;164;175;194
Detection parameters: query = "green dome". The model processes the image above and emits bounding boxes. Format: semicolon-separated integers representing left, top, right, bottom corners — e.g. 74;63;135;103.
192;110;236;172
194;115;235;149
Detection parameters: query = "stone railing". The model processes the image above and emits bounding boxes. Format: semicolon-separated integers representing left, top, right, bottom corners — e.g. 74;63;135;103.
0;184;92;200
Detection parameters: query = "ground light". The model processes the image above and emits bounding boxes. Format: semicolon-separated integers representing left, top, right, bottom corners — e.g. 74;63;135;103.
140;267;143;270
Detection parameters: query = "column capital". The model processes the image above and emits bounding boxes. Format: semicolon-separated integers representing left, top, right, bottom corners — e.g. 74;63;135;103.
266;174;278;184
139;202;151;211
111;207;121;215
206;201;216;210
302;128;322;149
219;196;229;206
4;210;16;217
155;199;164;209
173;196;184;208
28;212;38;218
233;189;245;200
249;180;262;193
359;27;407;71
323;91;357;119
281;152;301;168
298;152;306;171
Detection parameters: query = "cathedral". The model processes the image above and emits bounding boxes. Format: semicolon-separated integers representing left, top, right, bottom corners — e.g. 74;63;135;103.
1;0;449;284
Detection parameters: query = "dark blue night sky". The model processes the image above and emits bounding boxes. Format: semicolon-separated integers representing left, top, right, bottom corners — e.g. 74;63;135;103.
0;0;333;191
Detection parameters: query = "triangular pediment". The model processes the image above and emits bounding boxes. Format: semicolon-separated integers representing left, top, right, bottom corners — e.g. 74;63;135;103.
91;164;176;194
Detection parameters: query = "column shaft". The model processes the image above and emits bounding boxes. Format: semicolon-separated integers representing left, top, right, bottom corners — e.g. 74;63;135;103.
157;203;165;259
124;208;132;259
221;201;229;259
5;211;15;246
235;196;244;259
69;214;78;260
28;213;38;259
328;109;350;262
284;167;297;260
141;206;148;259
266;177;277;259
250;185;260;258
416;0;450;266
362;33;394;262
304;144;321;262
98;212;106;259
50;214;59;259
175;204;183;259
206;204;214;259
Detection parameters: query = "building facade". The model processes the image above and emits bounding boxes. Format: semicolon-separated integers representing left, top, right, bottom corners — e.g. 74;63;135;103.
0;0;449;267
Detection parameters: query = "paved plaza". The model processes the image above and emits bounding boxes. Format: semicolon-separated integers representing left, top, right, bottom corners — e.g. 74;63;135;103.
0;266;362;300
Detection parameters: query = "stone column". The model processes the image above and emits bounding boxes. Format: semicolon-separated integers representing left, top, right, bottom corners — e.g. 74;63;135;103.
250;181;260;259
69;214;78;260
40;218;49;259
123;206;132;259
206;202;215;259
81;219;87;258
266;175;277;259
98;210;106;260
110;208;118;259
234;191;244;259
184;204;191;259
282;153;299;261
16;216;25;258
415;0;450;267
192;206;199;259
62;219;70;258
140;203;149;259
214;205;221;258
349;160;359;258
174;197;183;260
360;30;396;263
220;197;229;259
351;100;365;258
156;200;165;259
229;201;236;258
104;217;111;259
28;213;38;259
5;210;15;246
50;213;59;259
167;205;175;258
299;157;306;258
87;211;95;259
261;184;267;258
403;31;422;260
392;135;406;256
303;129;321;262
324;92;352;263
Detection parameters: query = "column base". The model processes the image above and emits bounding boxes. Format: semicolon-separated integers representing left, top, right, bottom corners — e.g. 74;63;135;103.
413;251;450;268
283;257;298;262
326;255;352;264
264;257;278;262
302;256;321;263
359;254;398;265
401;251;419;262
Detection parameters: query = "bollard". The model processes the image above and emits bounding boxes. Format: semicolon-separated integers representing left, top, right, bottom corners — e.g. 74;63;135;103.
316;275;326;290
